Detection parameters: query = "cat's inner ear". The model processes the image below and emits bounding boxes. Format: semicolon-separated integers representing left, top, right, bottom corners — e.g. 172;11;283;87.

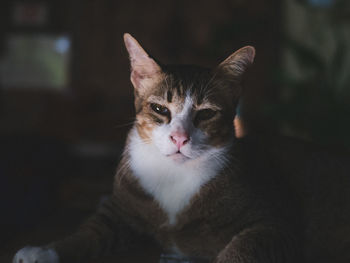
218;46;255;79
124;33;163;93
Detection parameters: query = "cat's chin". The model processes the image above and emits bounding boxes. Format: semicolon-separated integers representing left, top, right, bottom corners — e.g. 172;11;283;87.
166;152;191;163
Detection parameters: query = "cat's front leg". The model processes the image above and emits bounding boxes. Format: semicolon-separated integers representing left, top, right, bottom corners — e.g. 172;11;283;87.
13;246;59;263
12;198;121;263
214;224;301;263
12;223;111;263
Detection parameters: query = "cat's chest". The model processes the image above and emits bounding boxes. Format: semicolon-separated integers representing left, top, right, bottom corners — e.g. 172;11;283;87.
130;156;215;225
135;166;207;224
128;133;223;225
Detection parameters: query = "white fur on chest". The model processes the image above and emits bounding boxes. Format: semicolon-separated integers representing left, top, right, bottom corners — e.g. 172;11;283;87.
128;129;226;225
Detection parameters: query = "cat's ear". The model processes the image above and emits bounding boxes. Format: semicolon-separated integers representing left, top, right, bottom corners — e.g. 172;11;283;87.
217;46;255;80
124;33;163;94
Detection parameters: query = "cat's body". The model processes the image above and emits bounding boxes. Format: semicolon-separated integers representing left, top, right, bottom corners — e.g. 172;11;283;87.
13;34;350;263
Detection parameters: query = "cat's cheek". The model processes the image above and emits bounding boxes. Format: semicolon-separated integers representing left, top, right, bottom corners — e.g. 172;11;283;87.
184;129;208;157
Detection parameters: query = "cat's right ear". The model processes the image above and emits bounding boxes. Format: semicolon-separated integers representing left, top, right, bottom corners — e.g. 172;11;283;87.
217;46;256;81
124;33;163;94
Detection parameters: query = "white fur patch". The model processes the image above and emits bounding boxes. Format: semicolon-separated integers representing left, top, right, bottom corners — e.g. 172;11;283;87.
128;128;227;225
13;246;59;263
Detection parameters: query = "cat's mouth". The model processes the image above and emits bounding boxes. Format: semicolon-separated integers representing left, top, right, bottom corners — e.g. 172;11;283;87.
166;151;191;163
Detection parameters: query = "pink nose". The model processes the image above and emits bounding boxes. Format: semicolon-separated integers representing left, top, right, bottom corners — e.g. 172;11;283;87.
170;132;189;149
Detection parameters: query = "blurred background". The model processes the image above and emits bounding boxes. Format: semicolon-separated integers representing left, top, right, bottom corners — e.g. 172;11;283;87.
1;0;350;261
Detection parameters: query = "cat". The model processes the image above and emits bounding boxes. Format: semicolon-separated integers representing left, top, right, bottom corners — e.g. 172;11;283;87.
13;33;350;263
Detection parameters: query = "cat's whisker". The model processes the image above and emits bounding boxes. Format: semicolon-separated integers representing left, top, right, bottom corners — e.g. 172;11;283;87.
208;149;235;169
116;158;131;186
113;121;136;129
125;139;153;152
201;70;219;97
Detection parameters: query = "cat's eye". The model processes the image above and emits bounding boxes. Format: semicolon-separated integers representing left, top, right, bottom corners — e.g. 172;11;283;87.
195;109;217;122
150;103;170;117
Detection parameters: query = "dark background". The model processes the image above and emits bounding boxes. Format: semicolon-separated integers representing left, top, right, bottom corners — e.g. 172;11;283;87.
1;0;350;262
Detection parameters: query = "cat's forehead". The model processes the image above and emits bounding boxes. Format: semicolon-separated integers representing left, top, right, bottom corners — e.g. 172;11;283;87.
152;65;218;105
141;64;235;113
164;65;212;95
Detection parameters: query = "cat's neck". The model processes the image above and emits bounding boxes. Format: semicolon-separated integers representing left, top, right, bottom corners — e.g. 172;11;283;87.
127;127;230;225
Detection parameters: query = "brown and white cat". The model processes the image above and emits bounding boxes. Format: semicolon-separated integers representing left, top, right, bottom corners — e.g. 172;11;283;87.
13;34;350;263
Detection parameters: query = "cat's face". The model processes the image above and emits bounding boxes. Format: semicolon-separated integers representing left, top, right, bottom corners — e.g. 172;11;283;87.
124;34;255;164
133;67;238;163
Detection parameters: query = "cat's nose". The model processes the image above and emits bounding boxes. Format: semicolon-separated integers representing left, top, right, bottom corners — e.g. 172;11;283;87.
170;132;189;149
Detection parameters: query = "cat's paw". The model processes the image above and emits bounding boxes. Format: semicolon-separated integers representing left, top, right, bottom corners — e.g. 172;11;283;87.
13;246;59;263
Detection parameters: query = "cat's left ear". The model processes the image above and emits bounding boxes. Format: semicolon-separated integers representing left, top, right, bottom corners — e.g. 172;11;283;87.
124;33;163;94
217;46;255;80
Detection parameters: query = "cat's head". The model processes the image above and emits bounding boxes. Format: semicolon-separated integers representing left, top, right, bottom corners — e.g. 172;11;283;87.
124;33;255;164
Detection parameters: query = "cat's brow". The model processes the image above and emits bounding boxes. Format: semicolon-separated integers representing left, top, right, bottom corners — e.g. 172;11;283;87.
196;102;222;111
147;95;167;103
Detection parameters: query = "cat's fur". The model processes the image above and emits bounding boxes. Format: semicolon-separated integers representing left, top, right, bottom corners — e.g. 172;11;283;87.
13;34;350;263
